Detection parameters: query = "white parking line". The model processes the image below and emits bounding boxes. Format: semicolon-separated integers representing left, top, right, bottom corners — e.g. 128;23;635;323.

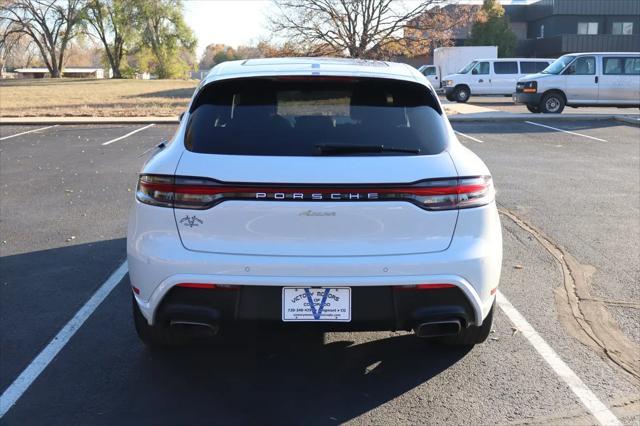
496;291;621;426
454;130;484;143
101;124;155;146
525;121;607;142
0;261;128;418
0;125;59;141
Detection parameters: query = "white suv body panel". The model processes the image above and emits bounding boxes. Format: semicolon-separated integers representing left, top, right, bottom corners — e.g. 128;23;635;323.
173;152;460;256
128;202;501;326
127;57;502;331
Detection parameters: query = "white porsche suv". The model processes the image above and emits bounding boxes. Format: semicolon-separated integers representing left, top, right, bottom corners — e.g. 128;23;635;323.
128;58;502;347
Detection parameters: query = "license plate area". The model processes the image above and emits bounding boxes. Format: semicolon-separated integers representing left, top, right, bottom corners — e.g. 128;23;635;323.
282;287;351;322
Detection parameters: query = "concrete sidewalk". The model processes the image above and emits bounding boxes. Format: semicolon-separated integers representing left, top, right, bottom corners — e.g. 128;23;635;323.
1;111;638;126
442;102;639;124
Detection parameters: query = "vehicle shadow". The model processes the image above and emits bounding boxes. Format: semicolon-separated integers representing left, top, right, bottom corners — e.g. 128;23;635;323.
0;239;127;391
133;330;472;424
126;88;195;99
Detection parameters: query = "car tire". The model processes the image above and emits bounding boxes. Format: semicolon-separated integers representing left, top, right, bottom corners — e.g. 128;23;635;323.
453;86;470;103
526;105;541;113
445;93;455;102
439;302;494;346
132;295;182;347
539;92;565;114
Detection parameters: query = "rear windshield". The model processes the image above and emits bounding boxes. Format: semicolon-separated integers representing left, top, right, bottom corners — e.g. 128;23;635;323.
185;77;447;156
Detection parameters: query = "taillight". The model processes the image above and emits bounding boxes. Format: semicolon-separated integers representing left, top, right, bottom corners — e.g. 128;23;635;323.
136;174;495;211
452;176;495;209
394;284;456;290
136;175;225;210
175;283;239;289
137;175;174;207
397;176;495;210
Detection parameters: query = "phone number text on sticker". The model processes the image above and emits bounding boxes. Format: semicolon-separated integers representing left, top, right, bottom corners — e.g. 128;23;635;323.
282;287;351;322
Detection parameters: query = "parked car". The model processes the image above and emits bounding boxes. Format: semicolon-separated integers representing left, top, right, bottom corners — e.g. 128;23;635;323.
128;57;503;348
443;58;554;103
418;46;498;90
514;52;640;113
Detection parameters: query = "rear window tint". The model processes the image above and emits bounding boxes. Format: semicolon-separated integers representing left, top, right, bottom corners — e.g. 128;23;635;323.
520;61;549;74
185;77;447;156
494;61;518;74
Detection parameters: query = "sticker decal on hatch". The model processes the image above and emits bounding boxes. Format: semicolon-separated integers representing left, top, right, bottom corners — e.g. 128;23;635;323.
179;215;203;228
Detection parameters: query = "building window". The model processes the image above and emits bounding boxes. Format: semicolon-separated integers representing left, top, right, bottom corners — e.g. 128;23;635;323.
612;22;633;35
577;22;598;35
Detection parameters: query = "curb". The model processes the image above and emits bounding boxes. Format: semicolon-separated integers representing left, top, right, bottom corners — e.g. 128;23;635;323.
1;114;638;126
0;117;179;125
447;113;618;122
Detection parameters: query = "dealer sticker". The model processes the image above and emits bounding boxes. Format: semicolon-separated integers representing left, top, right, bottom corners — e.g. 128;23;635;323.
282;287;351;322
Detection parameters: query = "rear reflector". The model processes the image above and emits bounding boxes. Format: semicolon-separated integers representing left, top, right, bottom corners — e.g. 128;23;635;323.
175;283;239;290
136;175;494;211
394;283;456;290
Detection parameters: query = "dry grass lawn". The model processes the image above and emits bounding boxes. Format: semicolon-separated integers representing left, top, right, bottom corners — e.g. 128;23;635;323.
0;78;199;117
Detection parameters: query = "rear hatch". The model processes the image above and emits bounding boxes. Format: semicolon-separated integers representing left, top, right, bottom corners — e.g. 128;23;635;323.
173;76;459;256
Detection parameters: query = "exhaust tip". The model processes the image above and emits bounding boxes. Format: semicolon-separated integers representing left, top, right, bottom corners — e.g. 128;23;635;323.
170;320;220;336
414;320;461;338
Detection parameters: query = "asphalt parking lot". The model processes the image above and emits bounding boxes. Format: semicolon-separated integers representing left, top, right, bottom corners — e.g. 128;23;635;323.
1;119;639;425
441;95;640;117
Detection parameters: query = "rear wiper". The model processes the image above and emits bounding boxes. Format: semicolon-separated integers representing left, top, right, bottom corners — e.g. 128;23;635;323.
315;144;420;155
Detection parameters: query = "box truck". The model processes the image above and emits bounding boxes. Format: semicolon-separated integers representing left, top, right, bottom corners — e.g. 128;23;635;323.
418;46;498;89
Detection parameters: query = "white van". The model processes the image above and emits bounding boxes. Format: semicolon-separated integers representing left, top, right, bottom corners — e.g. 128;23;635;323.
514;52;640;113
443;58;554;102
418;46;498;89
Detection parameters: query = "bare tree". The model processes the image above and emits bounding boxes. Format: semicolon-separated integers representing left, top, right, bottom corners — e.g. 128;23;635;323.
85;0;136;78
270;0;472;59
0;0;85;77
0;23;20;74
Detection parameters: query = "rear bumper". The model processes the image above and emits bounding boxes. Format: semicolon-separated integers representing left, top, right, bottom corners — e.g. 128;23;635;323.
513;92;542;105
128;202;502;328
151;285;478;332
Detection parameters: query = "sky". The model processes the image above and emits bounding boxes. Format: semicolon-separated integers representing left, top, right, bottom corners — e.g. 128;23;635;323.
183;0;274;57
182;0;538;58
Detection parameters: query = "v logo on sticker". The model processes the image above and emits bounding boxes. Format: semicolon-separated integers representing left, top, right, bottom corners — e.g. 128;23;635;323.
303;288;330;320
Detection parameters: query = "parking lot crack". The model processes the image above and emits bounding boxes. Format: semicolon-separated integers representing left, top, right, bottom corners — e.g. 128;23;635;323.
499;208;640;383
